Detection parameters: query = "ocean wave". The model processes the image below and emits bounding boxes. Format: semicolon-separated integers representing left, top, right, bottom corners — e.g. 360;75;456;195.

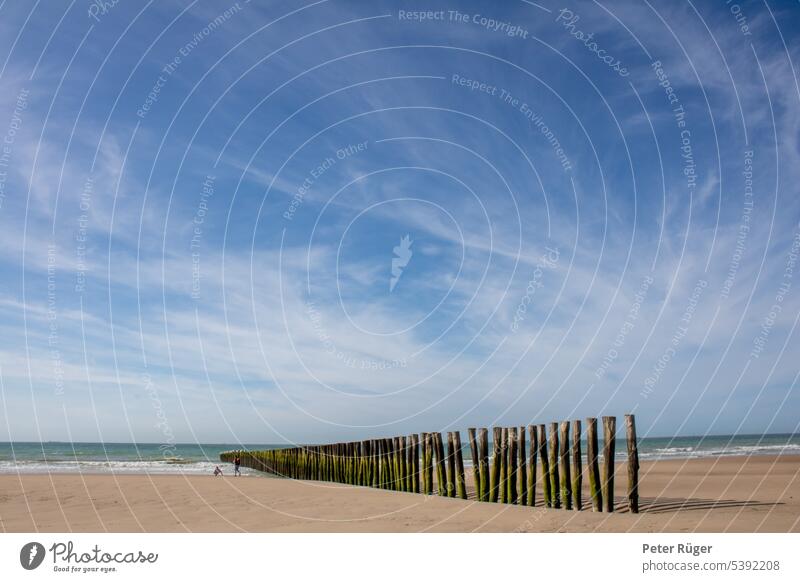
652;447;694;453
638;442;800;460
0;459;261;476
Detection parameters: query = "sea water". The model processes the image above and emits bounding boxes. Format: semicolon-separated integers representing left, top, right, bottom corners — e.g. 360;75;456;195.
0;442;279;476
1;433;798;474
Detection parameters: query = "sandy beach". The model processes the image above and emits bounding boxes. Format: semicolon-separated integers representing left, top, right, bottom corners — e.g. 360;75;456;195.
1;455;798;533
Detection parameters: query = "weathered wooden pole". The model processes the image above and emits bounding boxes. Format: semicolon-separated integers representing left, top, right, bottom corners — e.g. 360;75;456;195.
355;444;361;485
602;416;616;513
403;435;410;491
571;420;583;510
412;433;420;493
354;443;361;485
390;437;399;489
422;433;432;494
374;441;381;487
453;431;468;500
500;427;509;503
350;442;361;485
548;422;561;508
402;436;410;492
446;432;457;497
490;427;502;502
363;442;368;487
342;443;349;484
341;443;347;484
427;433;434;493
392;437;403;491
390;439;396;489
366;442;372;485
405;435;414;492
377;439;386;488
401;436;410;492
369;440;376;487
537;424;551;507
364;441;371;486
507;427;518;504
351;442;357;484
340;443;346;483
389;438;396;490
528;425;537;506
379;440;386;487
433;432;448;496
478;428;490;502
625;414;639;514
586;418;602;511
559;421;572;510
467;428;481;500
518;426;527;506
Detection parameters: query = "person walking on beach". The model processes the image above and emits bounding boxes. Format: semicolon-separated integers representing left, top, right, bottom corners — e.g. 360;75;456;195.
234;454;241;476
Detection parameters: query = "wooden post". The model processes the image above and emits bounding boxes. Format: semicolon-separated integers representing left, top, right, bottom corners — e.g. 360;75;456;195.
435;432;449;496
419;434;426;493
361;443;366;485
368;439;378;487
446;432;457;497
479;428;490;502
406;435;414;492
549;422;561;508
490;427;502;502
467;428;481;501
372;440;379;487
518;426;527;506
453;431;468;500
422;433;433;495
625;414;639;514
381;439;390;489
571;420;583;510
390;438;398;490
412;434;420;493
392;437;403;491
392;437;400;490
353;443;359;485
508;427;518;504
602;416;616;513
527;425;537;507
378;440;385;488
344;443;350;484
500;427;509;503
399;437;406;491
537;425;551;507
559;421;572;510
397;437;408;491
354;443;360;485
355;443;361;485
380;439;388;488
586;418;602;511
364;441;372;486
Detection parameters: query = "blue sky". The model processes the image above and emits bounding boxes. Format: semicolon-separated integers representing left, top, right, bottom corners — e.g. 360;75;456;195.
0;0;798;445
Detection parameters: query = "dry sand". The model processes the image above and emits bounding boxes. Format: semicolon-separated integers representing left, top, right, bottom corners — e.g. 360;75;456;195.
1;455;798;532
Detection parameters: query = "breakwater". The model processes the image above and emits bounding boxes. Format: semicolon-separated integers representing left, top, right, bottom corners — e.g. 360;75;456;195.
220;414;640;513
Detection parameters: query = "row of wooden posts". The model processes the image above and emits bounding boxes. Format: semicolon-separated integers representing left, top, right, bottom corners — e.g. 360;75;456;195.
221;414;640;513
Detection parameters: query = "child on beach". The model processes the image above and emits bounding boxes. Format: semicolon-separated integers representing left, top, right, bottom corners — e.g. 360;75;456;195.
234;455;241;476
213;466;223;476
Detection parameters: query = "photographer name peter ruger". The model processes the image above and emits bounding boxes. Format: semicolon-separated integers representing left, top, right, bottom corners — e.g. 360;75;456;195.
643;543;713;557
